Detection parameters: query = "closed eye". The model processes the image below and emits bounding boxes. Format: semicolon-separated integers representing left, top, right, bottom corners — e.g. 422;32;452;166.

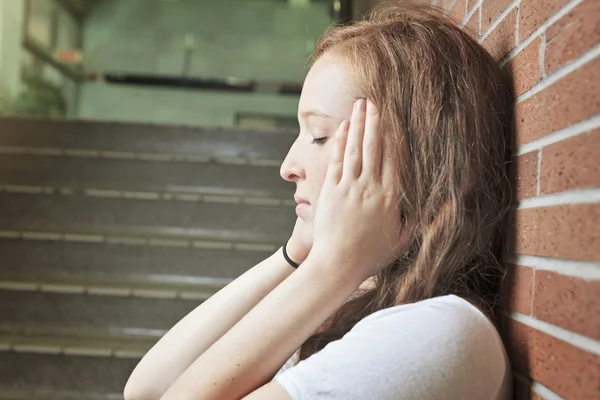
311;137;328;145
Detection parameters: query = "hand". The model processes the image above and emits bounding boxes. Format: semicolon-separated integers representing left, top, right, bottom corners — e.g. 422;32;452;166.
285;217;312;264
309;99;411;280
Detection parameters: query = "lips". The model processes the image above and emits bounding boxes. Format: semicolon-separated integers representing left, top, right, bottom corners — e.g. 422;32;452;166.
294;195;310;205
294;195;311;216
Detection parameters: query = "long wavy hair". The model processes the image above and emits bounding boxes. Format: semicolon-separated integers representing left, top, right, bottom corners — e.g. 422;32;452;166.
297;3;514;362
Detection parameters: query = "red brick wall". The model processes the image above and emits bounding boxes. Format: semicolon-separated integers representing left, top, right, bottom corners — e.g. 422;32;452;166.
359;0;599;398
432;0;600;399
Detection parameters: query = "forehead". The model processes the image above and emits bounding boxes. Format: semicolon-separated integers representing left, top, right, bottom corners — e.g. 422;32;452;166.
298;53;356;120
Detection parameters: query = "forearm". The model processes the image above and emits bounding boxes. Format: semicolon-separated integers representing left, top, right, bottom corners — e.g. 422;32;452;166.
160;253;367;400
124;249;295;400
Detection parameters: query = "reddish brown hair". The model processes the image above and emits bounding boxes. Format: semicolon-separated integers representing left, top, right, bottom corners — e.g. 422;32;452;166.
298;3;514;362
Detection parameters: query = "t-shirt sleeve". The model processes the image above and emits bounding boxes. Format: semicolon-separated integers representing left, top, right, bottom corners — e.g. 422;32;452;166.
273;295;511;400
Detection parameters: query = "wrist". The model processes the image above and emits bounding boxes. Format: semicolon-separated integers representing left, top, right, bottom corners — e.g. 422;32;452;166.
303;251;369;287
282;240;301;269
284;239;308;265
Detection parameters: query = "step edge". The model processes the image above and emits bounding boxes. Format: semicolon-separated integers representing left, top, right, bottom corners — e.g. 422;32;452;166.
0;272;234;291
0;323;166;343
0;279;219;300
0;183;296;206
0;228;284;248
0;145;286;166
0;387;123;400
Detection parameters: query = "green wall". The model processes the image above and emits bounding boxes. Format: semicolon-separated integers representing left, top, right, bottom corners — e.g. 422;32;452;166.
79;0;332;127
0;0;25;95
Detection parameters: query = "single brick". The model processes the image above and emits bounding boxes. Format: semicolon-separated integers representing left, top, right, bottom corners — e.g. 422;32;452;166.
519;0;571;42
545;0;600;74
540;129;600;194
515;57;599;145
482;7;517;61
503;318;600;399
502;264;534;315
534;269;600;340
514;203;600;262
482;0;513;33
508;36;542;97
448;0;469;25
514;151;539;199
463;6;480;40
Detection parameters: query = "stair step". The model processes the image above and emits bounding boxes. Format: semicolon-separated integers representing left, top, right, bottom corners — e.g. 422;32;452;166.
0;239;267;290
0;117;295;160
0;118;293;399
0;280;217;301
0;289;199;340
0;351;136;399
0;333;154;358
0;192;295;244
0;390;121;400
0;393;121;400
0;154;293;200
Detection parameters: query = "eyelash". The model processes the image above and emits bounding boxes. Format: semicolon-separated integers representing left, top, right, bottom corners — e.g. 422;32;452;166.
311;137;328;145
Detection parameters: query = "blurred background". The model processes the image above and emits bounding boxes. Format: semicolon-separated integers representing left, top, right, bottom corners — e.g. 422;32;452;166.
0;0;381;127
0;1;597;399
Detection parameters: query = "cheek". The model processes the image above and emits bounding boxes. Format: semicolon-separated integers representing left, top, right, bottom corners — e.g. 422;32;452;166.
308;148;332;208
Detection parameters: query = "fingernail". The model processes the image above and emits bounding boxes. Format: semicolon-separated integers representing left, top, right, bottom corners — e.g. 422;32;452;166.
355;99;366;111
340;120;350;132
354;99;363;111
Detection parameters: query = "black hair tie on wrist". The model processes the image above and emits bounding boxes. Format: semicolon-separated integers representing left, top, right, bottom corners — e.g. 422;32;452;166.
282;240;300;269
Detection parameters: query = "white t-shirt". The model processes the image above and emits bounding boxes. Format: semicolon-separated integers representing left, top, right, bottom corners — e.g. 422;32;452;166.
273;294;511;400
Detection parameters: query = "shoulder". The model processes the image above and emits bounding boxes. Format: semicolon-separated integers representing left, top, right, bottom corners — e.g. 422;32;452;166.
350;295;509;377
355;294;499;343
358;295;511;383
274;295;511;400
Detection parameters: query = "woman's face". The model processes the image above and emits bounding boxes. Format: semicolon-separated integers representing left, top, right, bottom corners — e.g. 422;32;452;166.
280;52;357;236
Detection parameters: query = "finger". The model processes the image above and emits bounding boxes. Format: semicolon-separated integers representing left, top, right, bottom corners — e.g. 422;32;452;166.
361;99;382;183
325;120;350;185
342;99;366;181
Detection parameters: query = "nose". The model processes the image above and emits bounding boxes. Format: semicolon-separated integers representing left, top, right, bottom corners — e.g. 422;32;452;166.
280;138;305;183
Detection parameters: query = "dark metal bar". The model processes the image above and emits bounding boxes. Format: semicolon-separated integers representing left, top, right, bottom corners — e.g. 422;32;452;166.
104;72;303;96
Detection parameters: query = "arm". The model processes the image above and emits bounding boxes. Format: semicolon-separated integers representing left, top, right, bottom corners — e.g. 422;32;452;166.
124;249;296;400
159;252;367;400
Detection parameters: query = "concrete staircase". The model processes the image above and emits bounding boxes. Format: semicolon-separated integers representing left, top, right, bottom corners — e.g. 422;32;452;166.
0;117;297;400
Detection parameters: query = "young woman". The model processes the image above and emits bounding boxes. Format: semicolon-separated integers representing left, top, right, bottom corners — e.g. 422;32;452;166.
125;4;514;400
